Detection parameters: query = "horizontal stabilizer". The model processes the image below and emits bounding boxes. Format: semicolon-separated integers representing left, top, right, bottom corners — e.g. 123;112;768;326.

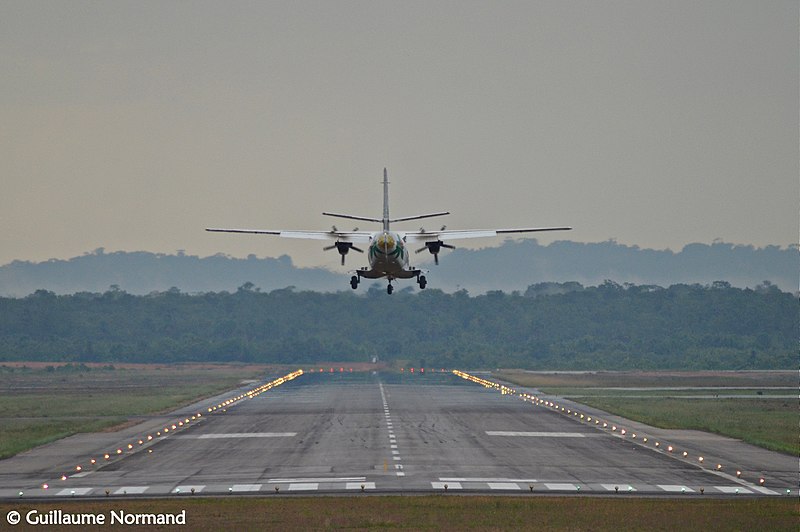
390;212;450;223
322;212;383;223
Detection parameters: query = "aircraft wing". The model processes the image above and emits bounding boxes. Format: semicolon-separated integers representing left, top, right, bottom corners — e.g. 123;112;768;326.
403;226;571;243
206;228;373;243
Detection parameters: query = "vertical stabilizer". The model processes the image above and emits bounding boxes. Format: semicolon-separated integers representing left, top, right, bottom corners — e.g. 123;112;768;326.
382;168;390;231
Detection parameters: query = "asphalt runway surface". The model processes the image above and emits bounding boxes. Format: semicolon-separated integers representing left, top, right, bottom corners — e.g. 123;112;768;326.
0;372;795;499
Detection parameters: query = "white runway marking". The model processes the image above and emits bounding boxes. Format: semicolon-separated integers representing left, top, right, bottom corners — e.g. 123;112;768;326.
288;483;318;491
658;485;694;493
268;477;365;483
486;431;593;437
715;486;752;494
488;482;521;490
114;486;149;495
432;482;462;489
544;483;579;491
70;472;91;478
601;484;635;492
751;486;779;495
57;487;93;496
174;485;205;493
176;433;296;439
346;482;375;490
230;484;262;492
440;477;538;483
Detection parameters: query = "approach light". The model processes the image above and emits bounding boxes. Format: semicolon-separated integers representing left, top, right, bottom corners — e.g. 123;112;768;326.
716;464;722;470
759;478;765;485
698;456;704;462
736;470;742;477
61;475;67;481
42;484;49;490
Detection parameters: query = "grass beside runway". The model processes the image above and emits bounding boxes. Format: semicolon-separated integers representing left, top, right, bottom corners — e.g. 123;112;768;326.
0;496;796;531
0;363;279;459
496;370;798;456
566;397;798;456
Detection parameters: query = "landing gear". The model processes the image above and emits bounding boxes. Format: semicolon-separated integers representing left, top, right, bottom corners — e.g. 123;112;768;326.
387;283;394;295
417;275;427;290
350;275;359;290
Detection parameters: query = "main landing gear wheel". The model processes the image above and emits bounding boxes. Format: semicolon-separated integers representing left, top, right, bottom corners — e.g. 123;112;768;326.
350;276;359;290
418;275;427;289
387;283;394;295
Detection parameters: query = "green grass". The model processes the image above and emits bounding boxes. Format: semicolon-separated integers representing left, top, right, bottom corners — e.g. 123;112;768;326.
496;370;798;456
0;364;274;459
1;497;796;531
495;369;797;389
541;388;793;397
571;397;798;456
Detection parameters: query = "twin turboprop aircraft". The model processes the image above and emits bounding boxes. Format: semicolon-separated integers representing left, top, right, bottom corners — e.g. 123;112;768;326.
207;169;571;294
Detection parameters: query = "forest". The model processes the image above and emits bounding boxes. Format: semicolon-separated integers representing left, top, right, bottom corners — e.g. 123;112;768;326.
0;281;794;370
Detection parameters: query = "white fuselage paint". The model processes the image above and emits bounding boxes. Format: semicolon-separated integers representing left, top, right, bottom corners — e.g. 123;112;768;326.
364;231;412;279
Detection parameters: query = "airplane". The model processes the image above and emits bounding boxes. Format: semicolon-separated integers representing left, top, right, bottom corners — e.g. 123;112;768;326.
207;169;571;294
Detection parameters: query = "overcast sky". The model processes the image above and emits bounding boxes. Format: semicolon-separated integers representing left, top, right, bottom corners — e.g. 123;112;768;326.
2;1;796;269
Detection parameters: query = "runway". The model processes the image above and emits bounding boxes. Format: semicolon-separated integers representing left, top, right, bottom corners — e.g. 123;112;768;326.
0;371;795;499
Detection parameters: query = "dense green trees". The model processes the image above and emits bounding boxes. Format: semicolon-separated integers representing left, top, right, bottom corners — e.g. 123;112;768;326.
0;282;794;369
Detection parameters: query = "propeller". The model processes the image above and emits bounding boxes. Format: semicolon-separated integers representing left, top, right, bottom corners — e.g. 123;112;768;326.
415;240;454;265
324;241;363;265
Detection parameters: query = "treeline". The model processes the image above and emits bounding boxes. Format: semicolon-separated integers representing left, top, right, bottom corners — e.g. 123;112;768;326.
0;282;794;370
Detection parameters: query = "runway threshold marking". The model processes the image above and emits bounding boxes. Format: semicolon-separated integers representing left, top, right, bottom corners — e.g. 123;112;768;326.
432;482;462;489
485;431;595;437
715;486;752;494
114;486;149;495
346;482;376;490
288;483;318;491
56;487;93;496
174;485;205;493
439;477;538;483
658;485;694;493
268;477;366;483
175;432;297;439
230;484;262;492
488;482;522;490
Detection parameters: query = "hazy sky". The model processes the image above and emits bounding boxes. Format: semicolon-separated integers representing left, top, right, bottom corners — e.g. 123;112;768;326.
2;1;797;270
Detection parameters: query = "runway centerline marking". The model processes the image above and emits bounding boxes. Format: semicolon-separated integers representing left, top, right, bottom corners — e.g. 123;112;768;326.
114;486;148;495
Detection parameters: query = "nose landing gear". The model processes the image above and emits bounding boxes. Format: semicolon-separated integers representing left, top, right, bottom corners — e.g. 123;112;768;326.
417;275;427;290
350;275;360;290
387;283;393;295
